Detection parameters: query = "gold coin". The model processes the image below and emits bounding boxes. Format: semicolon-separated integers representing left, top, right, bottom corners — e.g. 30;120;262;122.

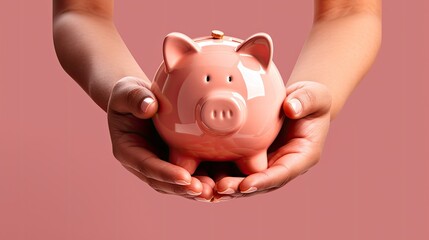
211;30;224;39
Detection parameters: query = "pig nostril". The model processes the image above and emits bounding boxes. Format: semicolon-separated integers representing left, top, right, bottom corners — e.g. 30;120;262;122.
227;110;233;118
212;110;217;119
220;110;225;119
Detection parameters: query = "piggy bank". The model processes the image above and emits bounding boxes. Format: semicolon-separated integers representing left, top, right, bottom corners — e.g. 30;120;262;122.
152;30;286;175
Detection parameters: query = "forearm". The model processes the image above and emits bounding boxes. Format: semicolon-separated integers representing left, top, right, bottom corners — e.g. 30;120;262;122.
53;10;148;111
288;10;381;119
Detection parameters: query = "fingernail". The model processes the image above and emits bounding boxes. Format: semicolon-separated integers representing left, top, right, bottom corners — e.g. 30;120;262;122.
186;190;202;196
141;97;155;113
288;98;302;115
217;196;233;202
175;180;191;185
241;187;257;194
217;188;235;195
194;197;211;203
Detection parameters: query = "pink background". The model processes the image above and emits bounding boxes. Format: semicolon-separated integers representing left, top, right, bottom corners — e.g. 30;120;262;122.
1;1;428;239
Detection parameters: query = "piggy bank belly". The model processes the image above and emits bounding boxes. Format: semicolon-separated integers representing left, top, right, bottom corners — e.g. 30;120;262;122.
152;83;285;175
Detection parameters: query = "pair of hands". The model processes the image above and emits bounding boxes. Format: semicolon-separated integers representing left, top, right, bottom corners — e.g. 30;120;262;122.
107;77;331;202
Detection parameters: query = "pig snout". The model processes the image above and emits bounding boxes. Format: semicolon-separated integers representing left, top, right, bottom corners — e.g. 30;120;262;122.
197;92;246;135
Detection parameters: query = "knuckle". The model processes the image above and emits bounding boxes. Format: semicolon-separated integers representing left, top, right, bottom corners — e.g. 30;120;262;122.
307;156;321;171
173;186;185;195
313;156;321;164
135;165;150;177
147;180;159;190
111;80;124;94
311;149;322;165
314;83;332;112
109;79;135;112
112;77;133;97
275;177;290;189
323;91;332;112
112;148;121;161
113;78;127;89
312;83;332;112
126;88;144;111
302;88;316;107
273;164;292;188
154;189;168;195
111;145;124;162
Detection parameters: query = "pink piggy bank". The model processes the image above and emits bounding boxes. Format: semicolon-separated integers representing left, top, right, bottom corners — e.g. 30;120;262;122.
152;30;286;175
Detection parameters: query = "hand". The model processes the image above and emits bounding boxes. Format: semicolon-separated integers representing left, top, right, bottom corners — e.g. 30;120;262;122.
212;81;332;201
107;76;214;201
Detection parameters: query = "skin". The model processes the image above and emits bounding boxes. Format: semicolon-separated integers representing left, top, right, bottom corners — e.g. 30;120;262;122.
53;0;381;202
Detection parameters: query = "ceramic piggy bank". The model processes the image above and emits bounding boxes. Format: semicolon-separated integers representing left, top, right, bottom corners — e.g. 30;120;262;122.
152;30;286;175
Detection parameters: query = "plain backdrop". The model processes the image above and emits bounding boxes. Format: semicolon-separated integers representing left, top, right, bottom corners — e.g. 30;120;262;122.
1;1;428;240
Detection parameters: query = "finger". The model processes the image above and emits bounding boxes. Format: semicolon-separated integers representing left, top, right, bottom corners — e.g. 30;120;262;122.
109;76;158;119
193;171;216;201
212;175;244;202
194;175;215;189
126;165;203;196
215;176;244;195
283;82;331;119
146;178;201;196
211;162;243;194
116;141;192;185
238;165;291;194
239;152;318;193
193;182;214;202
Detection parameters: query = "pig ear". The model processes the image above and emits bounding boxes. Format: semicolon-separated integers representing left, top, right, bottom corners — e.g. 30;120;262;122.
163;32;201;73
236;33;273;70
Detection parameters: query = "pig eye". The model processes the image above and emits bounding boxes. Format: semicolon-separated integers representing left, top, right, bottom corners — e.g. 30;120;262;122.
205;75;210;82
227;76;232;82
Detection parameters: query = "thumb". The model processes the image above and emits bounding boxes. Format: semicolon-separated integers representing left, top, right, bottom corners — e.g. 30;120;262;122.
283;82;331;119
108;76;158;119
